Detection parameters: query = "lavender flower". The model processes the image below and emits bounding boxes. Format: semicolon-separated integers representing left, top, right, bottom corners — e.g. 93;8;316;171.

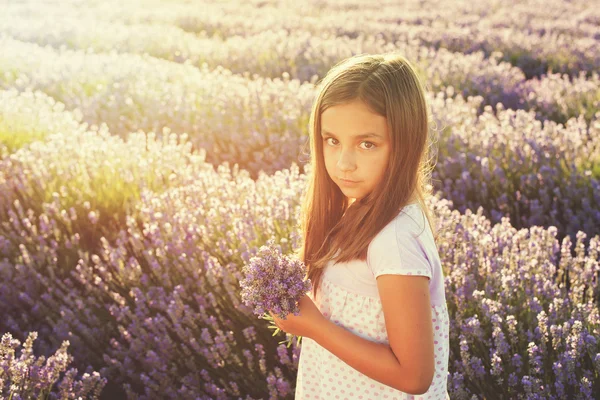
240;238;312;347
0;331;106;399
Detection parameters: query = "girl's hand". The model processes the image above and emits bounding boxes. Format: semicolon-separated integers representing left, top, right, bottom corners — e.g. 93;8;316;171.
268;294;324;340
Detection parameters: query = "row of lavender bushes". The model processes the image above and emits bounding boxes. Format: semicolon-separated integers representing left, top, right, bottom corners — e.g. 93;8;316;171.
3;0;597;79
0;36;315;176
0;34;597;167
3;19;599;124
431;98;600;244
5;0;598;41
2;86;598;253
0;33;527;114
1;150;598;398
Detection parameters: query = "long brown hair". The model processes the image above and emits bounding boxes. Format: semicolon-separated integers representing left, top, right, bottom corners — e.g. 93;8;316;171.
296;53;439;300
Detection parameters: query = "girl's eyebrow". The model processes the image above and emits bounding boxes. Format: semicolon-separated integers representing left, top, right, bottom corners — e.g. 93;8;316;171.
321;130;384;140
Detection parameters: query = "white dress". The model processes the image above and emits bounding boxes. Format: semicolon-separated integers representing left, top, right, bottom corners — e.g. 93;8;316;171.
295;203;450;399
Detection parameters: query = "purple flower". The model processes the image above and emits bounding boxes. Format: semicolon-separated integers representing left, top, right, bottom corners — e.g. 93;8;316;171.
239;238;312;346
0;331;106;398
239;239;311;319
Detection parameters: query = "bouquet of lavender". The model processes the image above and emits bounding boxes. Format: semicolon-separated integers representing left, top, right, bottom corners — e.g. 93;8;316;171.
240;239;312;347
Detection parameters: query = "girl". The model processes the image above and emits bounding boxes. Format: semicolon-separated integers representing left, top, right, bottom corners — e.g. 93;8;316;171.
270;53;450;399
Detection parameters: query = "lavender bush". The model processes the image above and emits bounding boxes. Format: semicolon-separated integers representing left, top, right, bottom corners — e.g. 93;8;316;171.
0;124;213;397
0;122;213;253
432;101;600;244
0;198;130;399
404;25;600;79
429;199;600;398
516;71;600;124
240;239;312;347
0;331;106;399
0;89;85;157
96;165;305;399
1;161;307;399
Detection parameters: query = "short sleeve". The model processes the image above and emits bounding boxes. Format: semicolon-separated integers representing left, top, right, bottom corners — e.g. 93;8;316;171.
367;224;433;280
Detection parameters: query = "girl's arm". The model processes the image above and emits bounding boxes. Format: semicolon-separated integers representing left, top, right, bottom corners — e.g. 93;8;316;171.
311;275;434;395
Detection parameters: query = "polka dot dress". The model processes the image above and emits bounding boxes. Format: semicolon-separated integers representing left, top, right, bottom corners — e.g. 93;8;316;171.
295;203;450;399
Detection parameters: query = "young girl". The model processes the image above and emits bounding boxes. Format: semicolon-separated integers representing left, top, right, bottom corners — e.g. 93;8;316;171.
269;53;450;399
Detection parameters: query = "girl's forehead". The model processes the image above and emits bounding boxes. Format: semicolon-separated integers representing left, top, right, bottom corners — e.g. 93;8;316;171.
321;104;388;138
321;99;374;114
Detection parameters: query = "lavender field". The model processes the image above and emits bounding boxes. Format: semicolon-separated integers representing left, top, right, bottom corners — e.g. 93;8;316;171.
0;0;599;398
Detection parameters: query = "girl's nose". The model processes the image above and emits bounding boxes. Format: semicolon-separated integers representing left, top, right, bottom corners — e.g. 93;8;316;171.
337;150;357;172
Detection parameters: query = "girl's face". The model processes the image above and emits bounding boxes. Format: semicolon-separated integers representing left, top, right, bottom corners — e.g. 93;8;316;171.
320;99;391;203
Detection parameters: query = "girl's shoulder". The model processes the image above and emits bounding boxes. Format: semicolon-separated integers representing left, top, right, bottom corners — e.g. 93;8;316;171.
367;202;434;259
367;202;435;279
378;202;427;238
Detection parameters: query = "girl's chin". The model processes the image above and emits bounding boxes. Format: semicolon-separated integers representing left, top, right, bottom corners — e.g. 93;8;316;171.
341;189;364;200
339;187;361;196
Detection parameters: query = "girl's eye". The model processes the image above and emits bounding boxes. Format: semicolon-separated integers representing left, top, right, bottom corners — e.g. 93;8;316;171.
361;141;376;150
324;137;338;146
